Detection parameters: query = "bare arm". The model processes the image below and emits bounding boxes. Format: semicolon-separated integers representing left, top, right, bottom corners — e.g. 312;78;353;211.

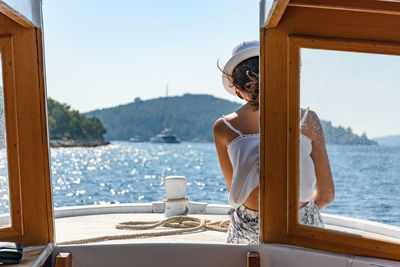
307;111;335;210
213;118;234;191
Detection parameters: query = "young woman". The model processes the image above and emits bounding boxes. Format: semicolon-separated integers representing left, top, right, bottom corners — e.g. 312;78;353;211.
213;41;335;244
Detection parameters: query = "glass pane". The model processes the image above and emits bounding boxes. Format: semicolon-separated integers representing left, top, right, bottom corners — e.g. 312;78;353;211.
0;54;10;227
299;48;400;242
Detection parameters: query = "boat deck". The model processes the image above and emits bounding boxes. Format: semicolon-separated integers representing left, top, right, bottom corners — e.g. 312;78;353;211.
55;213;230;245
56;214;400;246
52;204;400;246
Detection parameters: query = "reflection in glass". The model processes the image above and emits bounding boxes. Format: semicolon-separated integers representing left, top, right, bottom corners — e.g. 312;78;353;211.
0;54;10;227
299;48;400;242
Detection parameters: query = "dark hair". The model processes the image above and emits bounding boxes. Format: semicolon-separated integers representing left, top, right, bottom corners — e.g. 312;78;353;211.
221;56;259;108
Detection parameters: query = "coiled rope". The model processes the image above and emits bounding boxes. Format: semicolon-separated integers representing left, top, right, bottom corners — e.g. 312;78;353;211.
58;216;230;245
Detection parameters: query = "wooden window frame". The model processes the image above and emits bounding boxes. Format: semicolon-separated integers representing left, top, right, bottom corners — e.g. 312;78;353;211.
0;11;54;246
0;35;23;239
260;33;400;261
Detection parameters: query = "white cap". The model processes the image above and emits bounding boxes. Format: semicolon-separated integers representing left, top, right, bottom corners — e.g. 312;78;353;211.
222;40;260;96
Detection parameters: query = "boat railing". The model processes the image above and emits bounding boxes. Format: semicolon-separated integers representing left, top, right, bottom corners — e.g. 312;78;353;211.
0;203;398;243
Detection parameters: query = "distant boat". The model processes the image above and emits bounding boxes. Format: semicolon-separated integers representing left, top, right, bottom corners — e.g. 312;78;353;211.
150;128;180;144
129;137;143;142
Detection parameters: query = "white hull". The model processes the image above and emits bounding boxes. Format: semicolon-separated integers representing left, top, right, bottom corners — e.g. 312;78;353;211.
55;242;396;267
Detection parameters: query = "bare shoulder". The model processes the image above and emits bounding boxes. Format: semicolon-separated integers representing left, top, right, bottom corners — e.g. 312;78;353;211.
307;109;320;123
222;112;238;122
213;117;227;136
301;108;319;122
306;109;325;142
213;113;235;135
213;112;239;145
214;112;237;126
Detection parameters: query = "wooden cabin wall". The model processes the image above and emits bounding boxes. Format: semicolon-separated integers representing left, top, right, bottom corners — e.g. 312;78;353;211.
0;11;53;245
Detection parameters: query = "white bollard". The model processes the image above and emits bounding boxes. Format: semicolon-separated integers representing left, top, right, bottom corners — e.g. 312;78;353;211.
164;176;188;217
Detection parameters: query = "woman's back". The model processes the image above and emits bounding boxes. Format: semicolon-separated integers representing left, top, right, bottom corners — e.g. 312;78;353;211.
213;103;260;210
216;106;320;211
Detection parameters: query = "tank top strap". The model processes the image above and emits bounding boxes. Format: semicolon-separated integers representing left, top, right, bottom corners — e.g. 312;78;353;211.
221;117;243;136
300;107;310;127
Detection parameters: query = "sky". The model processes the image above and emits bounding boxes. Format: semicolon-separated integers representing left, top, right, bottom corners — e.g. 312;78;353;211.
42;0;258;112
301;49;400;138
42;0;400;138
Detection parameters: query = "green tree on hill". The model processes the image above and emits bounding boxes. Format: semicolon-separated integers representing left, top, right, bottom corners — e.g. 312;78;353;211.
86;94;242;142
320;121;377;145
47;98;106;140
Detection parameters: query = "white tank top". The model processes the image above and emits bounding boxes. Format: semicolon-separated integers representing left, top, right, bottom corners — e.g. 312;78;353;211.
299;108;317;202
221;108;316;208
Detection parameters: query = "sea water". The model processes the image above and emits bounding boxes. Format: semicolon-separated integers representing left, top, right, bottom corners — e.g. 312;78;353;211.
1;141;400;227
50;142;227;207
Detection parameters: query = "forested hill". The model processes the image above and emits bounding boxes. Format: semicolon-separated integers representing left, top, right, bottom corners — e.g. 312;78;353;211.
86;94;377;144
321;121;377;145
48;98;106;141
86;94;241;142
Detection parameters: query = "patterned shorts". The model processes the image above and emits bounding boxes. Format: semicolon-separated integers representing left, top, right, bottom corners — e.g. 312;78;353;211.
226;200;324;244
227;205;259;244
298;200;324;228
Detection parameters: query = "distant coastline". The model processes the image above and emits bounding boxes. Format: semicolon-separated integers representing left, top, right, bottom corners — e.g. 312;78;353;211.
47;95;388;147
373;135;400;147
321;121;378;146
86;94;379;146
50;139;110;148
